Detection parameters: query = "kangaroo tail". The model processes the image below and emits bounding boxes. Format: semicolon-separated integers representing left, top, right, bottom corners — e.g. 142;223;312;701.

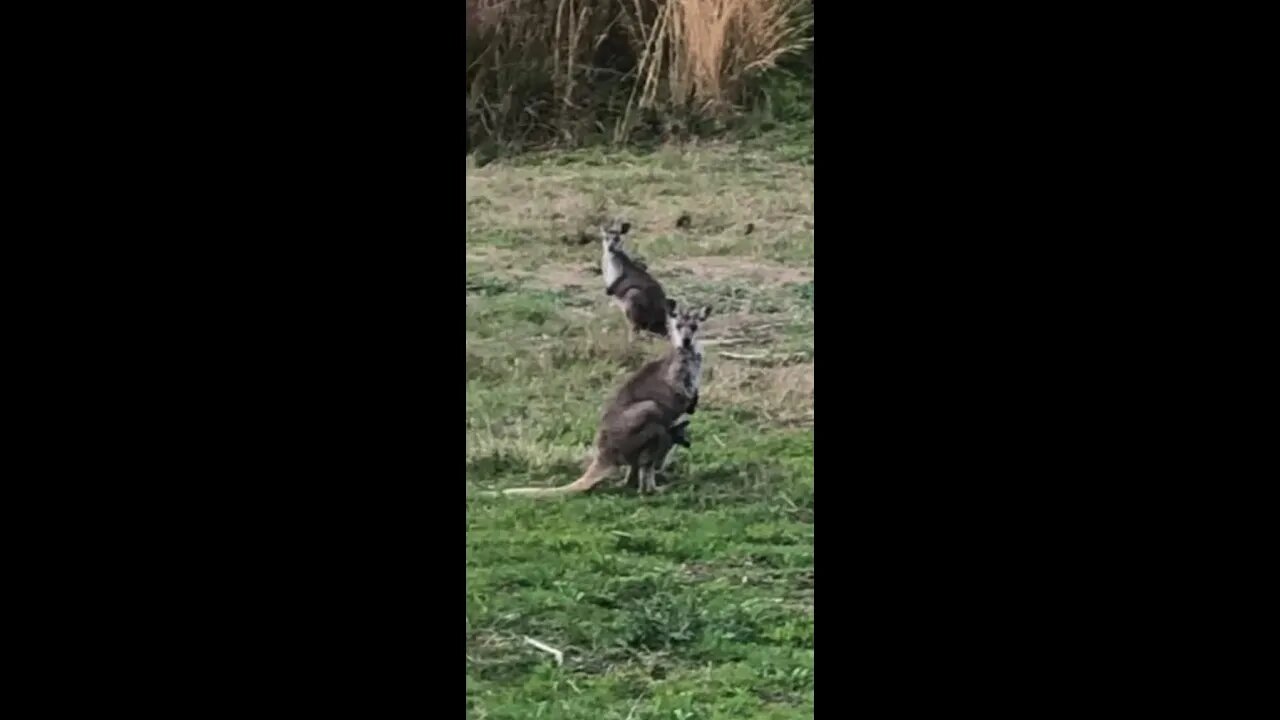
493;458;615;498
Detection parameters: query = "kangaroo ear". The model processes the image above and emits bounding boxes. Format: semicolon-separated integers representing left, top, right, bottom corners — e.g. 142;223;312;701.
698;305;712;320
666;299;678;316
619;222;631;234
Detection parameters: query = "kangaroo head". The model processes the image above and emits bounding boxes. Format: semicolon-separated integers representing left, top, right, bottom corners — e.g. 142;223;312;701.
600;220;631;253
667;301;712;351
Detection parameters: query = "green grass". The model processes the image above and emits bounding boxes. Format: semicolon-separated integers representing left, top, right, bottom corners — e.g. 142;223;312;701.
467;130;813;719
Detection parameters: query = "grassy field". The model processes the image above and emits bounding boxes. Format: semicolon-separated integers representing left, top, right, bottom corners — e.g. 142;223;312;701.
466;125;813;719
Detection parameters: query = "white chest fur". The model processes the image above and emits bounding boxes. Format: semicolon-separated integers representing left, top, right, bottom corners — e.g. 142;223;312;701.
602;249;624;291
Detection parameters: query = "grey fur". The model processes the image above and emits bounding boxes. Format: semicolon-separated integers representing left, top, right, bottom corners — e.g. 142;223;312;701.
600;221;671;338
495;303;711;497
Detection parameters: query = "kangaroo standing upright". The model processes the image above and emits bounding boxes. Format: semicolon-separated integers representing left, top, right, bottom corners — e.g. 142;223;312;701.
492;302;711;497
601;221;671;342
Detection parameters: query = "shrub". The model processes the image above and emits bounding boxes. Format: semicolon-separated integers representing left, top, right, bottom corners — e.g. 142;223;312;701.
466;0;812;152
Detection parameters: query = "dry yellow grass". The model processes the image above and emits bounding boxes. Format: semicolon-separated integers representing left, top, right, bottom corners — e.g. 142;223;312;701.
465;140;813;266
467;0;812;145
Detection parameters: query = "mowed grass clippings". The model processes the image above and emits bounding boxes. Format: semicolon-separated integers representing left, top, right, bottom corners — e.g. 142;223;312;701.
467;129;813;720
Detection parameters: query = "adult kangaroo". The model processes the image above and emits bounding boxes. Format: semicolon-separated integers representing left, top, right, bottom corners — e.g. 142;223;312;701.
491;302;711;497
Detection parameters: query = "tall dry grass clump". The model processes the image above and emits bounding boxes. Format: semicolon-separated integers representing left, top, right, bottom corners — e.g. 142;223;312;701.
622;0;811;141
466;0;812;151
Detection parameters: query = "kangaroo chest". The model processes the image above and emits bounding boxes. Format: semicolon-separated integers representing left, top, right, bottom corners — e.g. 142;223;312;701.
602;250;624;292
668;351;702;400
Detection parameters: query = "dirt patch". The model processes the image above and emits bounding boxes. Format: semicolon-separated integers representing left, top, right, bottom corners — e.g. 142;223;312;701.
682;255;812;285
466;245;505;263
523;263;599;292
702;312;789;337
467;242;602;293
706;361;813;421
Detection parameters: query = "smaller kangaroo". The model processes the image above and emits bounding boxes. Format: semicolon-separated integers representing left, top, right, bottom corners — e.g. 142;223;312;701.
491;302;711;497
601;221;671;342
619;419;689;491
